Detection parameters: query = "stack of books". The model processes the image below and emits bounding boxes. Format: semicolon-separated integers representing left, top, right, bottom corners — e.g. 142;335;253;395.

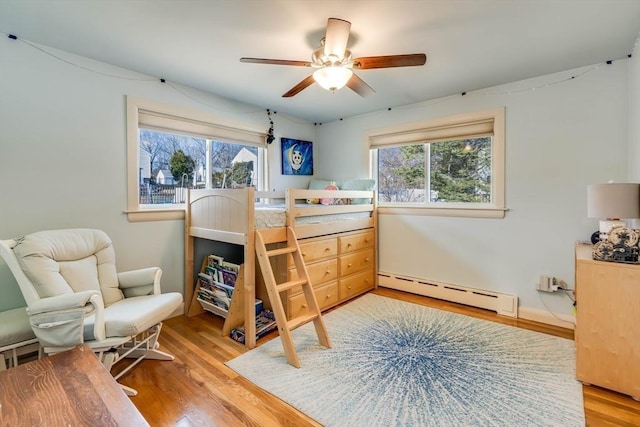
230;310;277;344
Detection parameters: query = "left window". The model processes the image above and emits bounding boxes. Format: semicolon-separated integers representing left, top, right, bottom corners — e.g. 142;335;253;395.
126;96;267;222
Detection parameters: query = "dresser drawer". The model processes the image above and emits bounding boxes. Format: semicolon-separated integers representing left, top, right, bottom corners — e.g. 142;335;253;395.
288;282;338;318
293;238;338;265
288;259;338;295
339;230;374;254
340;248;374;276
339;269;374;300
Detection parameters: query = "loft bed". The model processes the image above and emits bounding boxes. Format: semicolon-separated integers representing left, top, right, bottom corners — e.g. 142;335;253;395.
184;186;377;349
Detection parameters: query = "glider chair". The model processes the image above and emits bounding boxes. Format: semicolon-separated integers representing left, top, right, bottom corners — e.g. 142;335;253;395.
0;228;183;396
0;306;41;370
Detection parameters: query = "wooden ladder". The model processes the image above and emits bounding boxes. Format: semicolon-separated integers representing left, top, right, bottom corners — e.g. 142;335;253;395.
255;227;331;367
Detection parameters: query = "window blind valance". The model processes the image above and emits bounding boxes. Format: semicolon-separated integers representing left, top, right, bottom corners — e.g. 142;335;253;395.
139;109;266;147
368;109;503;148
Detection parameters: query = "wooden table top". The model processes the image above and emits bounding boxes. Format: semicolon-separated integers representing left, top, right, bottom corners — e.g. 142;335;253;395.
0;345;148;426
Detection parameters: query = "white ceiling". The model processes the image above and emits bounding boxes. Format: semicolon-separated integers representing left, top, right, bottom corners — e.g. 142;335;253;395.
1;0;639;123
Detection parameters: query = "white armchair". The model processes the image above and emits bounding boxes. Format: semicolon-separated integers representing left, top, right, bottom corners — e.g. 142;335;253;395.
0;228;183;396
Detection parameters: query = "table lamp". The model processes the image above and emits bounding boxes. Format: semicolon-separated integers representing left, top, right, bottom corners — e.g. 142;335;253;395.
588;183;640;236
587;182;640;263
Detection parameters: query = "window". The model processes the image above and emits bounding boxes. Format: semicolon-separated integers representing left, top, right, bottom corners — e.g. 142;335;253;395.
126;97;267;222
369;108;505;218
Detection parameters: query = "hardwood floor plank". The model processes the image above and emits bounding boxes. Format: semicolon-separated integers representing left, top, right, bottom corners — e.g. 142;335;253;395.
121;288;639;426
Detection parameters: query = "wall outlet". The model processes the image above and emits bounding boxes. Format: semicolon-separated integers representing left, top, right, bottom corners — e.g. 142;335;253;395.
537;275;557;292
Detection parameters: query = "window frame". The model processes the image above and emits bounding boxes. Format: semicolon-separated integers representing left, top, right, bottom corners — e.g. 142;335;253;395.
369;108;506;219
126;96;268;222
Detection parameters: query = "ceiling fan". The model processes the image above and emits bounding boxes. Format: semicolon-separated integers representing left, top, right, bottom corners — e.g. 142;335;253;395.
240;18;427;98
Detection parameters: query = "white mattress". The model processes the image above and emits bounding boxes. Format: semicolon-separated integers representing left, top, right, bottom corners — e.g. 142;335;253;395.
254;203;370;229
295;211;371;225
254;204;286;228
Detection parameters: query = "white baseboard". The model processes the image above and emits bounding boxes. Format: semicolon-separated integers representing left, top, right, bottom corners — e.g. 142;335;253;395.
378;272;518;318
518;306;575;330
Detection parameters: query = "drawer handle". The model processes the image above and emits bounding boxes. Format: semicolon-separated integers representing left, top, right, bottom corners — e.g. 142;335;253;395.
324;247;330;252
302;304;307;309
347;243;352;247
326;269;331;274
302;252;306;257
365;238;369;243
365;258;370;262
347;263;352;267
325;295;331;299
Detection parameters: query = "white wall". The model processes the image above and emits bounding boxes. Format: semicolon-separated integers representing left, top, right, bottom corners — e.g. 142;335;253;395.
0;37;315;310
317;61;630;323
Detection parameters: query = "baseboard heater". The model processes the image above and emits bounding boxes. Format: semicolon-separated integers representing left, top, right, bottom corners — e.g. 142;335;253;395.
378;272;518;318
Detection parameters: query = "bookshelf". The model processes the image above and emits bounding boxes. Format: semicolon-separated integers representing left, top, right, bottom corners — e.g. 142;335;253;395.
187;254;276;343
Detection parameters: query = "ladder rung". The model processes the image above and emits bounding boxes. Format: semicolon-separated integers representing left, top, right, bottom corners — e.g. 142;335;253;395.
275;279;307;292
287;312;319;330
266;246;297;257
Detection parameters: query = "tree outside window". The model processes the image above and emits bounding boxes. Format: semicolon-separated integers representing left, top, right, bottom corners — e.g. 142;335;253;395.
138;129;260;205
377;137;492;204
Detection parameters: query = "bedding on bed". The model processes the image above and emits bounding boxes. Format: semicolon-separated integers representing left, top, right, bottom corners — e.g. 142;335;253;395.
295;211;371;225
254;203;372;229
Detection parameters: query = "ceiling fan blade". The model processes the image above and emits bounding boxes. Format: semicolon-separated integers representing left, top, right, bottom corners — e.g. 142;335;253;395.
282;75;316;97
352;54;427;69
324;18;351;60
346;73;375;97
240;57;312;67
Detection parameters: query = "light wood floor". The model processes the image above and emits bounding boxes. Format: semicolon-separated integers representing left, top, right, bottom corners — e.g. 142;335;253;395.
120;288;640;427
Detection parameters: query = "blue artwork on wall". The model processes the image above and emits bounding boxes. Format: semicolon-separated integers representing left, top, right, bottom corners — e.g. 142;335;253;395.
281;138;313;175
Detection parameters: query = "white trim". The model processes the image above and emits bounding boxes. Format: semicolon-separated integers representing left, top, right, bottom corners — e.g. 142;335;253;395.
378;272;518;317
124;209;185;222
378;206;507;219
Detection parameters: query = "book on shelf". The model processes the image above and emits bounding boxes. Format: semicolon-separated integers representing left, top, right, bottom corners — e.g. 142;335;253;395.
207;254;224;268
197;291;214;304
204;264;239;287
197;261;235;314
197;288;228;309
195;253;245;320
230;309;277;344
203;266;222;284
220;269;237;287
198;272;233;295
221;260;240;274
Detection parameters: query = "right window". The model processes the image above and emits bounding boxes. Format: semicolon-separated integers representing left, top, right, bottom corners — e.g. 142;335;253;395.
370;108;505;218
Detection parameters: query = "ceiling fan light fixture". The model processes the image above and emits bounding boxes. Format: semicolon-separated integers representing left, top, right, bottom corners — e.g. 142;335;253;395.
313;66;353;92
312;45;352;67
240;17;426;98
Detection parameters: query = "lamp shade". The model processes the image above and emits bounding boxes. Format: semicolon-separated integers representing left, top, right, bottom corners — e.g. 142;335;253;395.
587;183;640;219
313;66;353;92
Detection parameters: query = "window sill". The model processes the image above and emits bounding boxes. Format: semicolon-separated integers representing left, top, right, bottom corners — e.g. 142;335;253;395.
378;205;507;219
125;208;185;222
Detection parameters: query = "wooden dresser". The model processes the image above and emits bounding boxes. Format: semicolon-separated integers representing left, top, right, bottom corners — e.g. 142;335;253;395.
285;228;375;319
575;243;640;400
